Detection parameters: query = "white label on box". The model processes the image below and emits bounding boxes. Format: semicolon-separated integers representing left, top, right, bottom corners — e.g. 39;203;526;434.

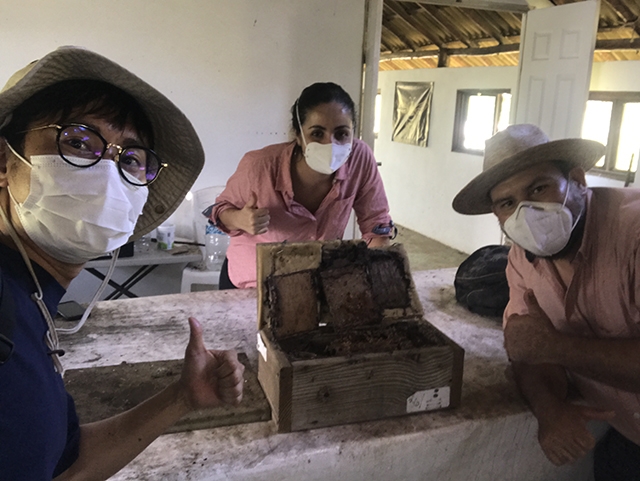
257;333;267;363
406;387;450;413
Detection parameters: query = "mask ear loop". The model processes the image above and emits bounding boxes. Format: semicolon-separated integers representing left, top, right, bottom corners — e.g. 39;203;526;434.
295;99;307;153
5;139;33;169
562;178;583;231
561;178;571;208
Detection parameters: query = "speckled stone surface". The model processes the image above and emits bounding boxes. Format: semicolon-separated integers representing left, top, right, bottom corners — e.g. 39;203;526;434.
60;269;603;481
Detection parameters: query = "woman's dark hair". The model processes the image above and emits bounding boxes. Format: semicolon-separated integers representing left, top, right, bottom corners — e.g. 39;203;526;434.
291;82;356;135
1;79;153;151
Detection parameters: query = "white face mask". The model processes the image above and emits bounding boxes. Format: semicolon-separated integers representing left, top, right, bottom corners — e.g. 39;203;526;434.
502;183;580;257
296;101;352;175
8;153;148;264
303;140;352;175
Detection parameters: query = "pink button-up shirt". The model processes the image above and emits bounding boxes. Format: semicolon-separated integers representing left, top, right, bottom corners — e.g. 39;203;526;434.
504;188;640;444
210;139;392;288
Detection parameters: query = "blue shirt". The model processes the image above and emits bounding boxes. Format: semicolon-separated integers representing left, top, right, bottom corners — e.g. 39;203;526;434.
0;243;80;480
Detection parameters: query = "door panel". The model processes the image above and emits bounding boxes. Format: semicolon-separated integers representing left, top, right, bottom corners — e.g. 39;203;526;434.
515;1;600;139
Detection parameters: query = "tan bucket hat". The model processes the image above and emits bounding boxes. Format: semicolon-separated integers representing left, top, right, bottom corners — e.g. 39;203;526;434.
0;46;204;238
452;124;605;215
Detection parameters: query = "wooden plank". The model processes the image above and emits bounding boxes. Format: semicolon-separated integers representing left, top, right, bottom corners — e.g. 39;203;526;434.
64;353;271;433
257;330;293;432
447;338;465;409
288;346;456;431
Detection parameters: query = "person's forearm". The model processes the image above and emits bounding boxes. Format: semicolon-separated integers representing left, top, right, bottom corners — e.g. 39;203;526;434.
218;208;242;232
548;336;640;392
367;236;390;248
54;382;189;481
512;362;568;420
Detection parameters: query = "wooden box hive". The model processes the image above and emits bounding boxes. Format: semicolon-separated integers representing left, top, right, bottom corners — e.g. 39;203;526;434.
256;240;464;432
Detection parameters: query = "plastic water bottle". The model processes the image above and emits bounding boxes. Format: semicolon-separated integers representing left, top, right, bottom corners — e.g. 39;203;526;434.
204;224;229;271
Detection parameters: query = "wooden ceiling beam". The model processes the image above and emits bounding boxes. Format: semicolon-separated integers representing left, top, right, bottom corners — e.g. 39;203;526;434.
381;42;519;60
634;18;640;39
386;1;446;48
418;4;480;47
603;0;637;23
393;0;530;14
596;37;640;50
446;43;519;55
380;37;640;62
605;0;640;37
438;49;450;67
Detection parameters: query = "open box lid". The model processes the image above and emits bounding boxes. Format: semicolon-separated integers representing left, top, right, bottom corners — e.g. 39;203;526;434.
257;240;424;338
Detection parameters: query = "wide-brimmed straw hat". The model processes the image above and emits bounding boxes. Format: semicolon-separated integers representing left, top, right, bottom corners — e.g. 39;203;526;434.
452;124;605;215
0;46;204;238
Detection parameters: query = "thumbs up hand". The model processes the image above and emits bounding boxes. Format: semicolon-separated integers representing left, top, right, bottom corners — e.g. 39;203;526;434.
238;192;270;235
178;317;244;409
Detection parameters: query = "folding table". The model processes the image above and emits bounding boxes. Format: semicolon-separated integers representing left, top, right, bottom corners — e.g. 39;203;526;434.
84;247;202;300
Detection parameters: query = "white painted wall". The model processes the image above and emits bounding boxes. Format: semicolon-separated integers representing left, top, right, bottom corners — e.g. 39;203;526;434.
376;59;640;255
375;66;518;255
0;0;367;302
0;0;366;237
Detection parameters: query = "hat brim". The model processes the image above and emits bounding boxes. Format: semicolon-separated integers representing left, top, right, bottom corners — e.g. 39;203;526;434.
0;47;204;238
452;138;605;215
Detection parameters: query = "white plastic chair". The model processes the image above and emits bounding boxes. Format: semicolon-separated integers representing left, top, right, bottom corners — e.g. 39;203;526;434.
180;267;223;293
181;186;228;293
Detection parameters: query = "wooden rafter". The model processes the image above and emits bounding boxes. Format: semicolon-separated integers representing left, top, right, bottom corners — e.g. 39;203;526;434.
381;42;519;60
380;36;394;53
394;0;530;13
604;0;637;23
418;5;479;47
459;8;506;44
597;37;640;50
381;36;640;63
381;23;411;50
386;1;445;48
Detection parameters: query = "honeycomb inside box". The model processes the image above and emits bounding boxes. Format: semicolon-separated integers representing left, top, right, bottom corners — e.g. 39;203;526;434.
258;240;439;349
277;321;450;361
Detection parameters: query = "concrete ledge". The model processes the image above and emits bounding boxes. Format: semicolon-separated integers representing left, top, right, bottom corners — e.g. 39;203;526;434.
60;268;605;481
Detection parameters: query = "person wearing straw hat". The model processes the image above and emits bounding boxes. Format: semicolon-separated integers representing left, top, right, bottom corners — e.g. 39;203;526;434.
0;47;244;480
453;124;640;479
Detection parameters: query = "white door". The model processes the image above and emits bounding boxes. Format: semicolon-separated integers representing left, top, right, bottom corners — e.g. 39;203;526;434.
514;1;600;139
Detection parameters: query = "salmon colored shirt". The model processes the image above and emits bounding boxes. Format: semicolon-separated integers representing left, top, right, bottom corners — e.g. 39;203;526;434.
210;139;392;288
504;188;640;445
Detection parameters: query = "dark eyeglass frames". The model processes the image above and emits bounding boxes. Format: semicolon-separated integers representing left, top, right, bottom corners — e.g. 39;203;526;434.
15;123;167;186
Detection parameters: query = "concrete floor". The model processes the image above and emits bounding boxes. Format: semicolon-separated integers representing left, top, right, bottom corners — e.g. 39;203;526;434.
395;224;468;271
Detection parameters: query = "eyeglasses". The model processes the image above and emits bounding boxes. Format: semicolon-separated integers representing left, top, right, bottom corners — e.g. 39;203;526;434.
18;123;167;186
